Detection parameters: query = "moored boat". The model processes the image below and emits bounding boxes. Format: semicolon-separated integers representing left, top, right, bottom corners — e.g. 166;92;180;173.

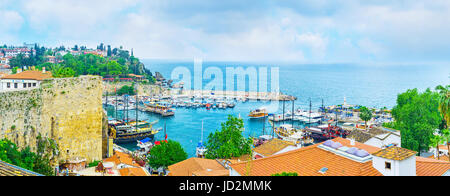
249;108;269;119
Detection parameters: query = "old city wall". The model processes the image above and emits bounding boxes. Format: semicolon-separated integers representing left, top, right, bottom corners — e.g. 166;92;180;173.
0;76;104;163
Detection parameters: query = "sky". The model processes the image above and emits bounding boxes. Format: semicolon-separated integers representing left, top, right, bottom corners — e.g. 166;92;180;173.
1;0;450;63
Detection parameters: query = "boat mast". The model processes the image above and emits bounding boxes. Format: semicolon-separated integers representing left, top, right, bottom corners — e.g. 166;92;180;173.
291;99;295;128
262;115;266;135
309;98;312;125
135;85;138;132
282;100;285;123
115;86;118;120
201;121;204;143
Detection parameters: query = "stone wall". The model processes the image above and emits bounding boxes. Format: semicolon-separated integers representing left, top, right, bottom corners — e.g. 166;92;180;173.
0;76;104;164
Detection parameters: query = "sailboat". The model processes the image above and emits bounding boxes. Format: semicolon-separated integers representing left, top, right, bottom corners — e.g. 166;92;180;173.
196;121;207;158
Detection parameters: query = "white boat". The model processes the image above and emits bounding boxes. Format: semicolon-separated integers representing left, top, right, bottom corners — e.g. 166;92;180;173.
196;121;207;158
275;124;305;144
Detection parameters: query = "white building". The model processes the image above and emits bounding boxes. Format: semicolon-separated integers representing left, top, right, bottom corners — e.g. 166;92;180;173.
0;69;52;92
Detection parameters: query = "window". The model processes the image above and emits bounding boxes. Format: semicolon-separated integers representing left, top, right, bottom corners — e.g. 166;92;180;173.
385;162;391;170
14;83;18;88
23;83;26;88
28;83;31;87
6;82;10;88
33;83;36;87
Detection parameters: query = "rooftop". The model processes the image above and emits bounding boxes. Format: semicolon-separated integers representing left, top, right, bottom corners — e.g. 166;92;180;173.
231;138;382;176
0;160;43;176
230;137;450;176
1;70;52;81
253;138;295;157
119;167;150;176
372;146;417;161
168;158;228;176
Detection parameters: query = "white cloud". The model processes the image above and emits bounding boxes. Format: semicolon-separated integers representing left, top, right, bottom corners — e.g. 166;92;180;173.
1;0;450;62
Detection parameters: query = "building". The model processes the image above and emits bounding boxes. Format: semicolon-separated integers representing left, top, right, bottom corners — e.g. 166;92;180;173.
347;127;401;148
77;150;149;176
0;69;52;92
252;139;297;159
230;137;450;176
167;158;229;176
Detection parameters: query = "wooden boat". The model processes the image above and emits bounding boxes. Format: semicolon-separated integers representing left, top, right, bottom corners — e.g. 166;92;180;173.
275;124;304;144
249;108;268;119
108;120;161;144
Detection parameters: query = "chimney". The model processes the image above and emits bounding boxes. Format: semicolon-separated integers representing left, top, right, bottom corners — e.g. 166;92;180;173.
42;67;46;73
349;137;355;146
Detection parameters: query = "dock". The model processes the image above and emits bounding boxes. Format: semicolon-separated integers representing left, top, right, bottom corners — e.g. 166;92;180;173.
168;89;297;101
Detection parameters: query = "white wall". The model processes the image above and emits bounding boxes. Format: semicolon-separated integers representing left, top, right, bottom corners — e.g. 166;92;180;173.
365;133;401;148
372;155;416;176
1;79;40;92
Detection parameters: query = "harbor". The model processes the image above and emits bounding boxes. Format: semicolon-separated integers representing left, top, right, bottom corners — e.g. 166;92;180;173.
103;90;395;158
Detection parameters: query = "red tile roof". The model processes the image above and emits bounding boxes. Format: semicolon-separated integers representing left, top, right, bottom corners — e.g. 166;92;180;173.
231;139;383;176
230;137;450;176
1;70;52;81
168;158;228;176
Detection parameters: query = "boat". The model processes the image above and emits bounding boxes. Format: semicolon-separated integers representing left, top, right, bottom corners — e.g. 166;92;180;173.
108;120;161;144
249;108;269;119
305;124;348;142
196;121;207;158
274;124;305;144
136;137;154;156
269;113;293;122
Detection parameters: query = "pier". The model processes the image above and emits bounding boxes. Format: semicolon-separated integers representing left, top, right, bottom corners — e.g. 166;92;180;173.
167;89;297;101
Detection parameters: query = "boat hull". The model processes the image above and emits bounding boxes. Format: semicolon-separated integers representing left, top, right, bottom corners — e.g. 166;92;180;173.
114;132;156;144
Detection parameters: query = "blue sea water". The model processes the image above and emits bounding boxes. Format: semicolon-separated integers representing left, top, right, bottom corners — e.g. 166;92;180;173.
111;61;450;157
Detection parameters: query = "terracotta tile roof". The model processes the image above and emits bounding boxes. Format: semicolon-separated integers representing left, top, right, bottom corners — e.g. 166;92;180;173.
192;169;229;176
253;139;295;157
103;151;140;167
227;154;252;164
119;167;150;176
230;138;383;176
372;146;417;160
427;155;450;162
168;158;228;176
416;156;450;176
1;70;52;81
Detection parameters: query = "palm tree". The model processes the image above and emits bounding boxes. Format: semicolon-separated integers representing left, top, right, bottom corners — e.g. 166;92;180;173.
442;129;450;162
430;135;444;160
436;85;450;126
359;106;373;130
49;64;65;78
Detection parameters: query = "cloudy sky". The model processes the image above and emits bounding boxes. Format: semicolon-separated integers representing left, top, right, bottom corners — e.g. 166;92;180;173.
1;0;450;63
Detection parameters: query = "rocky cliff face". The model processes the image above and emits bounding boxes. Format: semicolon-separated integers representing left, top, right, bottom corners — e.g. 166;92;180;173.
0;76;104;164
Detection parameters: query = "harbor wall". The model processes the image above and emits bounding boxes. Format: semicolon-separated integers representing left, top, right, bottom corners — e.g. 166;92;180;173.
169;89;296;101
0;76;104;164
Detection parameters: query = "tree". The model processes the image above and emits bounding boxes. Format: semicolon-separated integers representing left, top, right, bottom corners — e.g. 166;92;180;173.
0;138;55;176
359;106;373;130
391;88;442;154
107;45;112;57
436;85;450;127
442;129;450;162
147;140;187;169
430;135;444;160
205;115;253;159
271;172;298;176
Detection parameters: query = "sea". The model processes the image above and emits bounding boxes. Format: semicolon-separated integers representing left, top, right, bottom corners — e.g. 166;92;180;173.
106;60;450;157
